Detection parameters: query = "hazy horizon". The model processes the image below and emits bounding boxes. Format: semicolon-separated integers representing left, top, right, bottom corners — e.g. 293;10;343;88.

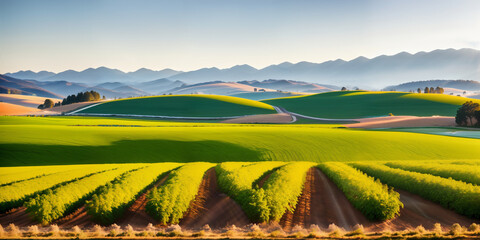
1;0;480;73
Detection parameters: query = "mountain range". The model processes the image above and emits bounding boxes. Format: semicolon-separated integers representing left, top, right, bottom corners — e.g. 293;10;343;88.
5;48;480;88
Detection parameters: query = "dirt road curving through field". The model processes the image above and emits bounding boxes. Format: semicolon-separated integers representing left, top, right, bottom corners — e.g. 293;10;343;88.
180;168;250;229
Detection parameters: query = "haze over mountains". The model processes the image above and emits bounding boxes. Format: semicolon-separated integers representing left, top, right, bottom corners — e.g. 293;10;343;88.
2;48;480;99
6;48;479;88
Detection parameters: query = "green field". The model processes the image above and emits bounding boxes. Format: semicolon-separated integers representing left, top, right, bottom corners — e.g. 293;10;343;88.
263;91;480;119
77;95;276;117
1;116;480;166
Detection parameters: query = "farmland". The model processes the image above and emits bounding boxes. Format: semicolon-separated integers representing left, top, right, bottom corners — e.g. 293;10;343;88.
263;91;480;118
76;95;276;117
1;92;480;238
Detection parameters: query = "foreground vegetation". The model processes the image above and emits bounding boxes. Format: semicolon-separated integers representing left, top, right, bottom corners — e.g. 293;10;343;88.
86;163;181;224
317;162;403;220
352;162;480;218
146;162;214;224
1;222;480;239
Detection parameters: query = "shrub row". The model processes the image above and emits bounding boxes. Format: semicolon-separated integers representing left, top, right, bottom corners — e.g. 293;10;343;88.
386;161;480;186
318;162;402;220
216;162;286;221
146;162;214;224
86;163;181;224
25;165;138;224
0;165;117;213
351;162;480;218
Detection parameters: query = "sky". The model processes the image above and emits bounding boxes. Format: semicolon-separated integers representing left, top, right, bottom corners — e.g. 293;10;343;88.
1;0;480;73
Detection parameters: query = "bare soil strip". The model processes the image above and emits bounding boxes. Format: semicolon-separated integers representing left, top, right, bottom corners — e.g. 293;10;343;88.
279;168;314;231
285;168;371;230
117;174;171;228
368;189;477;231
0;207;38;227
56;205;94;228
180;168;250;229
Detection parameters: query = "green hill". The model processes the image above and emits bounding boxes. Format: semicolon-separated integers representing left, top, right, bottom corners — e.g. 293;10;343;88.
77;94;276;117
263;91;480;119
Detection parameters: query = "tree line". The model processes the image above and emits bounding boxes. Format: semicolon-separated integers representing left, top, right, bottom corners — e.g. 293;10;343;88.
417;86;445;94
455;101;480;127
38;91;104;109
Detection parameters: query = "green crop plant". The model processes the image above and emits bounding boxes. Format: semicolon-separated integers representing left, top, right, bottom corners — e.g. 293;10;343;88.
25;165;139;224
216;161;286;221
262;162;315;221
352;162;480;218
146;162;214;224
318;162;402;220
86;163;181;224
386;161;480;185
0;165;119;212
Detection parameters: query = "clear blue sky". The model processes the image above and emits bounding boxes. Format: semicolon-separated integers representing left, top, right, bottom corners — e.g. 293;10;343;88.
1;0;479;73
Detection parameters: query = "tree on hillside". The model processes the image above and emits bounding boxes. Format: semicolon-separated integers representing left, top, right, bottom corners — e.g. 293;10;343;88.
455;101;480;126
424;87;429;93
341;87;347;91
429;87;435;93
38;99;54;109
417;88;421;93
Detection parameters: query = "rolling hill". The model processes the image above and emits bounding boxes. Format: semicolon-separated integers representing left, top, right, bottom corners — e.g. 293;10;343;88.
0;75;62;98
238;79;337;93
263;91;480;119
76;95;277;117
164;81;275;95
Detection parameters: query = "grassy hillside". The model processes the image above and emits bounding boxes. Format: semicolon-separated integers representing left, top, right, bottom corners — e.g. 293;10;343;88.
263;91;480;119
77;95;276;117
1;116;480;166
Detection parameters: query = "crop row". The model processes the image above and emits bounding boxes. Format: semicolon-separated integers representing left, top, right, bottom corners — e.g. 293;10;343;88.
25;165;139;224
351;162;480;218
317;162;402;220
0;165;119;212
86;163;181;224
216;161;285;221
386;161;480;186
0;165;86;186
146;162;214;224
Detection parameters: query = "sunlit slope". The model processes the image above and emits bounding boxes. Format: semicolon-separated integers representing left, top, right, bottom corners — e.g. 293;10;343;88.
1;117;480;166
263;91;480;118
77;95;276;117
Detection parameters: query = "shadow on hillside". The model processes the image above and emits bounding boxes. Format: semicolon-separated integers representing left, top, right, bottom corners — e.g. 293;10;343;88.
0;139;264;166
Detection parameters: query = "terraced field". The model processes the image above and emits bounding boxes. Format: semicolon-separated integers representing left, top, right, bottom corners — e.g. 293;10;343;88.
263;90;480;118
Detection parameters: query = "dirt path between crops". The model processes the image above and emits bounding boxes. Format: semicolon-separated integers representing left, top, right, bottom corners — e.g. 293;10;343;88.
367;189;477;231
180;168;250;229
0;207;39;227
280;168;371;231
116;174;171;228
279;168;477;231
347;116;456;128
56;205;94;228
